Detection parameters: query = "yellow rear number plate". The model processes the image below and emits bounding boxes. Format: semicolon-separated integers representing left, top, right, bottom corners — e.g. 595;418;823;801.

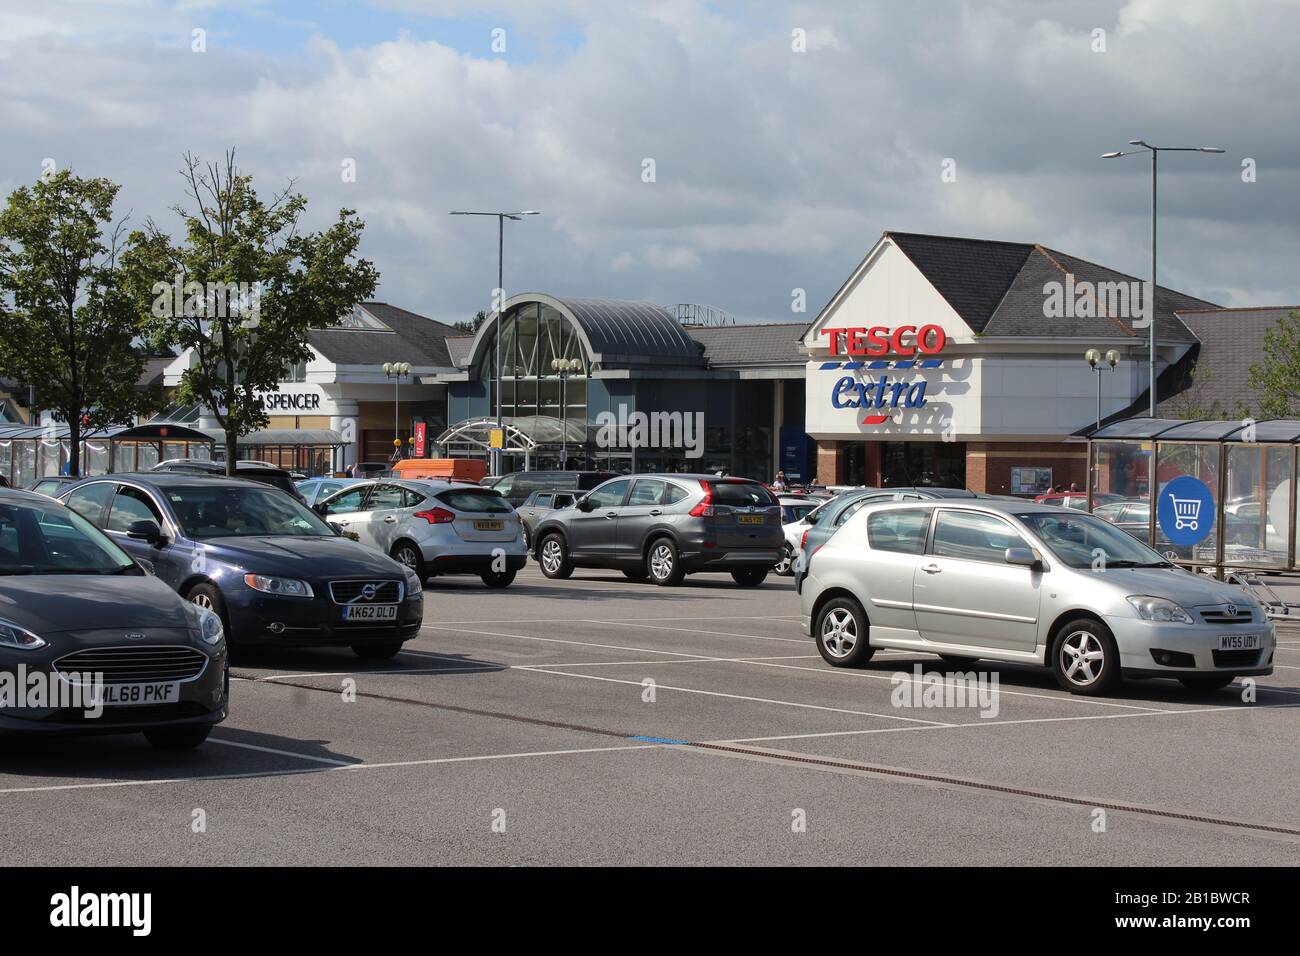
738;515;764;525
474;519;504;531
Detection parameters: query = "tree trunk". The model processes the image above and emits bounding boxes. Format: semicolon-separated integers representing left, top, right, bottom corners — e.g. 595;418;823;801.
226;429;238;476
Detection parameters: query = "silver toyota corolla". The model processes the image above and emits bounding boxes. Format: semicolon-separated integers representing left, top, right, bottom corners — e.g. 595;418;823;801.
799;499;1275;695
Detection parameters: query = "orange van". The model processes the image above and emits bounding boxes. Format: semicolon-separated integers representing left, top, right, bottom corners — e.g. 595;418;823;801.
390;457;489;483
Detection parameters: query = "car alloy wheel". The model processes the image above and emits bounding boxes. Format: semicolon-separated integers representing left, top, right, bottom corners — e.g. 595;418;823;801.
191;592;216;612
820;607;858;659
649;543;674;580
393;544;420;570
1059;629;1106;687
775;545;793;576
541;539;564;574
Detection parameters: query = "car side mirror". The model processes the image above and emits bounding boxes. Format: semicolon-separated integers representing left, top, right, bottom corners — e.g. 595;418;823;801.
126;518;163;545
576;496;594;513
313;503;328;516
1005;546;1042;569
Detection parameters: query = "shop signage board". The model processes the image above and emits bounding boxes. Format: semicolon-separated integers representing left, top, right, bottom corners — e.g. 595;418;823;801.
818;325;947;426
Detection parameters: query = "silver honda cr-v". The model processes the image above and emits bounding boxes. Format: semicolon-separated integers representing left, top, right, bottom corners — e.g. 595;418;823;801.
799;499;1275;695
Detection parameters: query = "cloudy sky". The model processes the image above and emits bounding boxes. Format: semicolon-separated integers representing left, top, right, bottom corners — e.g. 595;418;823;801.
1;0;1296;324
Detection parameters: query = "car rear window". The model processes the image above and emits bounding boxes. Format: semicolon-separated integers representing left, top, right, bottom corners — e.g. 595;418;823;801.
438;489;512;513
711;481;777;507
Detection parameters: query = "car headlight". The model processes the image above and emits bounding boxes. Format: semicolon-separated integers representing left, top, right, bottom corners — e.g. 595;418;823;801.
244;574;314;598
0;618;47;651
403;567;423;596
1126;595;1194;624
186;603;225;646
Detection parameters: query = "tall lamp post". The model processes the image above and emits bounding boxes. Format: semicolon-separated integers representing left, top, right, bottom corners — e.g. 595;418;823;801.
449;209;540;475
1085;348;1121;431
1101;141;1224;417
383;361;411;462
551;357;582;468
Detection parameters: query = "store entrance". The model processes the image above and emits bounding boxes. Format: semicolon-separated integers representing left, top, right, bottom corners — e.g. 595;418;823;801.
881;441;966;488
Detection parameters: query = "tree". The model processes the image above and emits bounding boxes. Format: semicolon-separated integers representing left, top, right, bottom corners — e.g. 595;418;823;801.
453;310;488;333
0;170;159;476
1248;309;1300;418
124;151;378;473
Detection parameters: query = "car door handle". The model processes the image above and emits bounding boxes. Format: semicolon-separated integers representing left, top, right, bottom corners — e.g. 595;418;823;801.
604;511;618;519
921;563;942;574
383;515;397;523
649;509;662;516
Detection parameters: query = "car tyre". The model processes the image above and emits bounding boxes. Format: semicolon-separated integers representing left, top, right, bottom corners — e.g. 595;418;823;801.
144;727;211;750
353;642;403;660
1050;618;1120;695
538;533;574;579
389;540;426;582
815;596;873;668
646;537;684;586
731;568;768;587
186;582;232;641
481;569;517;588
774;544;794;576
1178;675;1236;693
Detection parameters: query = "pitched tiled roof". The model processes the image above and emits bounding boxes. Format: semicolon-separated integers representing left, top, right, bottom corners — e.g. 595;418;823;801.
884;231;1216;340
307;302;461;368
685;322;805;366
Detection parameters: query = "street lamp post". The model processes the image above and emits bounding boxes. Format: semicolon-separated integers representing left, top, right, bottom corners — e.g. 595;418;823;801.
449;209;540;475
383;362;411;462
1085;349;1122;431
551;357;582;468
1101;142;1224;417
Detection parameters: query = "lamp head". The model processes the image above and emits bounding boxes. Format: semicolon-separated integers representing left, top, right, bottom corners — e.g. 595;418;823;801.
1085;348;1101;368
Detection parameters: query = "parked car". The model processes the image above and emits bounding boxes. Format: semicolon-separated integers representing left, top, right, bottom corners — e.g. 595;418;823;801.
1093;499;1150;539
1033;491;1123;510
58;474;423;659
774;495;823;575
517;489;580;548
349;462;390;479
26;475;78;497
531;474;783;586
791;486;979;582
296;476;366;507
491;470;617;508
316;479;527;588
800;498;1274;695
150;459;305;502
0;487;227;748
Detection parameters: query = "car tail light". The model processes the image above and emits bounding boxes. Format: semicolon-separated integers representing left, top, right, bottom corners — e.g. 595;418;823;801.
414;507;456;524
690;480;715;517
800;528;810;551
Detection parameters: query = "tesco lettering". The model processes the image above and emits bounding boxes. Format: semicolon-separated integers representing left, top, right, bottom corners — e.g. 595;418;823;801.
821;324;946;357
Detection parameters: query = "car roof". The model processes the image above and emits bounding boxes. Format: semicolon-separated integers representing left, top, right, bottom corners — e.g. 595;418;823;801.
858;497;1080;517
0;486;64;505
67;472;276;491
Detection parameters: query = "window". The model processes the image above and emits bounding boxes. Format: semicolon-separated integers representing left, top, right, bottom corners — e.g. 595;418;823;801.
65;482;115;524
322;486;369;515
0;499;136;574
553;493;575;508
494;476;515;497
168;486;333;539
106;487;163;533
867;509;930;554
437;489;512;514
534;494;553;508
711;481;777;507
931;510;1027;563
364;485;405;511
628;479;666;506
586;479;631;510
663;484;688;505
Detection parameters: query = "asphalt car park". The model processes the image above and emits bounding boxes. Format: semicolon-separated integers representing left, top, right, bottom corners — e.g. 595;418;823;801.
1;562;1297;866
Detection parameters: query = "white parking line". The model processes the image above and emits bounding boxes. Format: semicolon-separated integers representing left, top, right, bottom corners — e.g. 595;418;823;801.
420;623;727;659
516;666;953;726
208;738;355;766
587;619;809;644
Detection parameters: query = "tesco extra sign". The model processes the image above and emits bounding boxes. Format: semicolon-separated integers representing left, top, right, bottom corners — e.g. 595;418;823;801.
821;324;946;357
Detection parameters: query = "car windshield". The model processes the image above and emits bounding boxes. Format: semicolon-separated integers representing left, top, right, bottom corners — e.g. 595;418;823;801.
1016;511;1171;569
782;504;814;523
437;489;512;514
0;498;139;575
167;486;336;539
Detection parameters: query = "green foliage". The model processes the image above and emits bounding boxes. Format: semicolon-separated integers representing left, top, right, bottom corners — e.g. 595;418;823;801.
1247;309;1300;418
0;170;159;474
123;151;378;473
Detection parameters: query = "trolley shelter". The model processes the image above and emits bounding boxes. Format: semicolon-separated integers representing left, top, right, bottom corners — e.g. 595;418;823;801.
1087;417;1300;573
0;422;215;487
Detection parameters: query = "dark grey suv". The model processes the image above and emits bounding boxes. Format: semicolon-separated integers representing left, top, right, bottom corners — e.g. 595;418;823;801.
531;474;783;586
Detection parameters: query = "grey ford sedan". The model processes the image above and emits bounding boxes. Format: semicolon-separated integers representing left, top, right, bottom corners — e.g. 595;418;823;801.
0;488;227;747
799;499;1274;695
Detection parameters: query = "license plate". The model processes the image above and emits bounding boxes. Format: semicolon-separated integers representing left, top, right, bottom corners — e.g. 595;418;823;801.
343;604;398;621
99;682;180;707
737;515;764;525
474;519;504;531
1217;633;1261;650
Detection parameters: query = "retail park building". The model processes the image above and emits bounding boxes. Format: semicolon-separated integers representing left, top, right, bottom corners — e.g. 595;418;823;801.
34;230;1280;494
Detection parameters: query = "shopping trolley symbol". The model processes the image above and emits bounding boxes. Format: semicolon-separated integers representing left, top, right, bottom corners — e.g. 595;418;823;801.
1169;494;1202;531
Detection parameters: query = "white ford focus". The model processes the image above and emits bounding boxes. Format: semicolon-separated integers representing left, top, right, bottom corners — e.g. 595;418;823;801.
798;499;1275;695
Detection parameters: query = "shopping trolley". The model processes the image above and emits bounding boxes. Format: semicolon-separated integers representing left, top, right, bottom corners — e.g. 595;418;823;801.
1169;495;1203;531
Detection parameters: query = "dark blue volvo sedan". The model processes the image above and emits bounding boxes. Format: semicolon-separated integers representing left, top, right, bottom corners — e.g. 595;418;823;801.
59;474;423;659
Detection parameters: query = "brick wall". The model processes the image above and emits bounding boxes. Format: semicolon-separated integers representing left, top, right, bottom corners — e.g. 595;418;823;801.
816;440;842;485
966;441;1089;494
